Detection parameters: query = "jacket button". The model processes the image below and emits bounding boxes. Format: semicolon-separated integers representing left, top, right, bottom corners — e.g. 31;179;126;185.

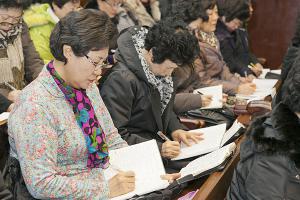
296;175;300;180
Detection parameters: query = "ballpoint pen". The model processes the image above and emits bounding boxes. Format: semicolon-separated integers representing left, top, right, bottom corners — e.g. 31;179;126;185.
4;82;16;91
157;131;171;141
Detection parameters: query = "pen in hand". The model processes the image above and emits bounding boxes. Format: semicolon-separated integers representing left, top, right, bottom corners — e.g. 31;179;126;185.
4;82;16;91
157;131;171;141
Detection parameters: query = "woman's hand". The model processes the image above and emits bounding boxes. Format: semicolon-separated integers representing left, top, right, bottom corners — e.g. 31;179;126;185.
7;90;21;102
222;93;228;104
108;171;135;198
172;129;203;147
161;173;181;183
161;141;180;158
201;95;213;107
237;83;256;95
251;63;263;77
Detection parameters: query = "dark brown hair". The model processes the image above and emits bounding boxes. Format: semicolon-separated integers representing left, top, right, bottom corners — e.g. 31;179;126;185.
50;9;116;63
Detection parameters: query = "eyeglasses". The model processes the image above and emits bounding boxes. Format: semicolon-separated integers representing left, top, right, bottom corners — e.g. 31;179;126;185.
85;54;110;70
0;13;23;29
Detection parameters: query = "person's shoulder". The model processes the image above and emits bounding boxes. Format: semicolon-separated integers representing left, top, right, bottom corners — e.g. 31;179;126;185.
106;63;139;83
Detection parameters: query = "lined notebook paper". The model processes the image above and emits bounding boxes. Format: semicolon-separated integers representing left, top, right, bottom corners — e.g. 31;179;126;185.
193;85;223;109
173;120;243;161
180;142;236;178
104;140;169;200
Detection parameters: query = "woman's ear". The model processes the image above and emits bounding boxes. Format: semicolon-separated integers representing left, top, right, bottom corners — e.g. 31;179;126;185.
62;45;73;61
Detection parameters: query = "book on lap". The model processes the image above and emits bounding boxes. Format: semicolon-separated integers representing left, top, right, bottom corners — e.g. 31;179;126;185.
104;140;169;200
172;120;244;161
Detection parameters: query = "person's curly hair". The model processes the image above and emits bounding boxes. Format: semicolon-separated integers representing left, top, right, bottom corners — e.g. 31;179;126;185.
0;0;32;9
281;59;300;112
144;18;200;66
217;0;250;22
170;0;217;23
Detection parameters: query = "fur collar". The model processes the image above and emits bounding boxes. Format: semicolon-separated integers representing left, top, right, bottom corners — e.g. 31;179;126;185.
248;103;300;167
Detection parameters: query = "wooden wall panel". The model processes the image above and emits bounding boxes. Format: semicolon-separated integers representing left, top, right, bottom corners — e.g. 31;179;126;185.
248;0;300;68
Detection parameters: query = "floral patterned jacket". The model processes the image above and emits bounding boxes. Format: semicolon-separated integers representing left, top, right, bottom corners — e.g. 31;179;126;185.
8;66;127;199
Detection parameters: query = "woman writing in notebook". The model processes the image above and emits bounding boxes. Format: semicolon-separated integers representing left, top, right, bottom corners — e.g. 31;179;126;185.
100;19;204;172
8;10;136;199
172;0;256;97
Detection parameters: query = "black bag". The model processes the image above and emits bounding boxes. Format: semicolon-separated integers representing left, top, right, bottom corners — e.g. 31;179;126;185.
186;107;236;129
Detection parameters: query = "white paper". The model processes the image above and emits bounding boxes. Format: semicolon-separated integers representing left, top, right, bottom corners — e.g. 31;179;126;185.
172;124;227;160
221;120;244;147
180;143;236;178
193;85;223;109
259;69;281;79
105;140;169;200
0;112;9;122
236;79;278;100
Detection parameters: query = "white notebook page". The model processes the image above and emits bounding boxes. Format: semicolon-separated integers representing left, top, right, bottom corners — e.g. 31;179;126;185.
180;143;236;177
221;120;244;147
172;124;227;161
104;140;169;200
193;85;223;109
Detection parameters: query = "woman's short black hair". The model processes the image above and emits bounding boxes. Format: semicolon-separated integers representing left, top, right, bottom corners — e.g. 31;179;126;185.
171;0;217;23
0;0;32;9
144;18;200;66
217;0;250;22
281;61;300;112
50;9;116;63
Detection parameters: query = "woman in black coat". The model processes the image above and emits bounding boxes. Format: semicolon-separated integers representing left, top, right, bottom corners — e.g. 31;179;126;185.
100;19;202;171
215;0;262;78
227;63;300;199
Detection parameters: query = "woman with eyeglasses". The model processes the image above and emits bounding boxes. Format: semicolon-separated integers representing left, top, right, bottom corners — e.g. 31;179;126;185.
7;10;137;199
0;0;43;106
23;0;81;63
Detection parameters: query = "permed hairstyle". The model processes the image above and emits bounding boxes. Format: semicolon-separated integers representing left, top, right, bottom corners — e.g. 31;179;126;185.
217;0;250;22
144;18;200;66
50;9;116;63
170;0;217;23
0;0;32;9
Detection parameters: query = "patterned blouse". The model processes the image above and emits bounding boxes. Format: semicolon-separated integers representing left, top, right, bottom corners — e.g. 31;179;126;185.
8;66;127;199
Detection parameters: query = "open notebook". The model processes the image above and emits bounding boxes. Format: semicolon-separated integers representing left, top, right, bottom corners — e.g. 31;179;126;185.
179;142;236;178
193;85;223;109
236;79;278;100
104;140;169;200
172;120;244;160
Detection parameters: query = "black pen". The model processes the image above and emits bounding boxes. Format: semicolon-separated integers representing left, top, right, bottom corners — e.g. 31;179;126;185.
157;131;171;141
